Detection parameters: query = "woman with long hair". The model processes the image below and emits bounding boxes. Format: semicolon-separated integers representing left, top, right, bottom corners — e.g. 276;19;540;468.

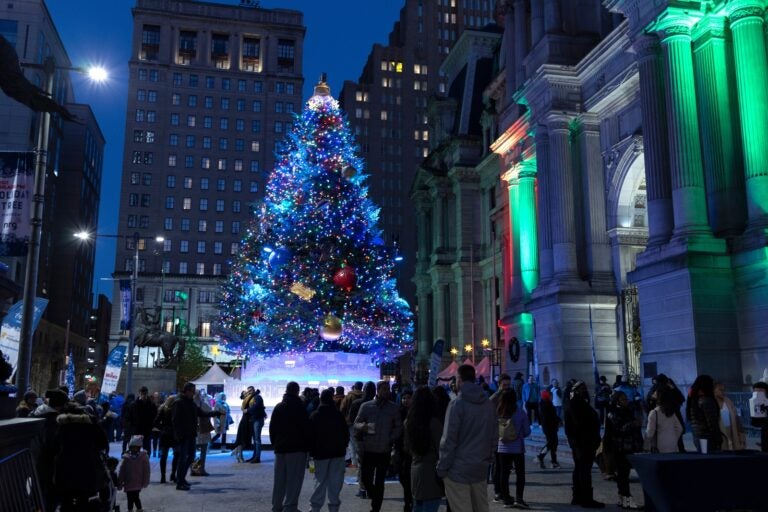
431;385;450;424
686;374;722;452
496;388;531;509
404;386;443;512
646;388;684;454
714;381;746;451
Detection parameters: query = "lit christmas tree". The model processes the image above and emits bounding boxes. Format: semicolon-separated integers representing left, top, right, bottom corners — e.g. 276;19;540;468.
219;76;413;362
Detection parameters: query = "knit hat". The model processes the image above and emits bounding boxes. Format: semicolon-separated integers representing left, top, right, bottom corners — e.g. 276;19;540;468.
540;389;552;401
128;435;144;448
73;390;87;405
45;388;69;408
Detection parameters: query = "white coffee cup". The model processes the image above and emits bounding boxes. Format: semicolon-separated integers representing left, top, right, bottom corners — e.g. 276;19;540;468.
700;439;708;454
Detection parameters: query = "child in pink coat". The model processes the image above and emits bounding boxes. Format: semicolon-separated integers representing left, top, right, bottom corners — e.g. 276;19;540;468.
118;435;151;511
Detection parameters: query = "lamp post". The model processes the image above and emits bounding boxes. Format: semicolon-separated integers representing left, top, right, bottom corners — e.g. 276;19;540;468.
75;231;163;395
15;58;108;392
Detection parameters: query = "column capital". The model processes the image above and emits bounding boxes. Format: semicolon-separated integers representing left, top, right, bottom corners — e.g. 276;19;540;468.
633;34;661;60
727;1;766;25
692;15;728;43
649;10;699;42
519;159;538;179
501;163;520;185
544;113;572;133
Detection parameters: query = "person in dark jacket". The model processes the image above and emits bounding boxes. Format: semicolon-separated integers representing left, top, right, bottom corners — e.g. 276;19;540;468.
121;393;136;453
604;392;643;510
538;389;561;469
16;390;38;417
246;388;267;462
53;405;110;511
354;380;403;512
153;395;177;483
686;374;722;452
564;381;604;509
34;389;69;512
270;381;311;512
349;381;376;498
405;386;444;512
308;388;350;512
125;386;157;453
171;382;221;491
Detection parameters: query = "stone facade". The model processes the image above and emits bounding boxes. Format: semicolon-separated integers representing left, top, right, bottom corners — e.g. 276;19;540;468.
412;0;768;391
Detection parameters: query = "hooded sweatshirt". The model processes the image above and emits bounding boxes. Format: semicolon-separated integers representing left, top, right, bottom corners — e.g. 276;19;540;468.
436;381;497;484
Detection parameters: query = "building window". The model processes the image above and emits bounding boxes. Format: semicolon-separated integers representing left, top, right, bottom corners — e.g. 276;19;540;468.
197;241;206;254
253;81;263;93
236;119;245;132
179;262;188;274
216;179;225;192
189;74;199;87
235;139;245;151
250;181;258;193
130;172;140;185
217;159;227;170
143;173;152;186
213;241;223;255
219;118;229;130
234;159;243;171
185;156;194;168
138;69;147;81
252;100;261;113
148;90;158;102
222;78;231;90
215;199;224;212
203;117;213;129
172;73;182;86
220;98;230;110
199;198;208;211
178;30;197;63
201;157;211;169
188;95;197;107
196;263;205;275
164;196;174;209
277;39;295;72
232;200;241;213
250;141;260;152
164;217;173;230
127;215;137;227
230;242;239;255
166;175;176;188
200;177;209;190
140;24;160;61
211;33;230;69
163;238;172;252
202;136;212;149
212;263;222;275
181;218;190;231
135;110;145;122
170;114;179;126
204;96;213;109
236;99;245;112
275;102;283;113
141;194;150;207
186;135;195;148
137;89;146;101
242;37;260;72
146;131;155;143
231;221;240;234
187;115;196;127
233;179;242;192
129;193;138;206
183;177;193;189
198;220;207;232
146;111;156;123
219;138;228;150
180;240;189;253
183;197;191;210
206;76;215;89
215;221;224;233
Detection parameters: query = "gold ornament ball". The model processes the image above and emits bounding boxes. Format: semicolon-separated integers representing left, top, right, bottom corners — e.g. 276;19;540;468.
320;313;343;341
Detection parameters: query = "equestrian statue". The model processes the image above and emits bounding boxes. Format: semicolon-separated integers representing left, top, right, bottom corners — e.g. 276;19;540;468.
134;306;185;367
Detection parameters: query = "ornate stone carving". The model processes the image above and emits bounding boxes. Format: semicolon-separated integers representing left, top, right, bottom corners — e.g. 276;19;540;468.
729;6;765;24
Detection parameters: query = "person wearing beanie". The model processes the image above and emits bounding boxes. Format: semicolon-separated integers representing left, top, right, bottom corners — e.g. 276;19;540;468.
537;389;561;469
118;435;150;511
16;391;38;417
564;381;604;508
270;381;311;512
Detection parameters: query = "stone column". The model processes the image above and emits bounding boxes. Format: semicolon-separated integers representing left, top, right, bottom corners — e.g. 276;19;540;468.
517;161;539;298
531;0;545;45
514;0;528;89
547;115;579;278
692;17;746;236
431;185;448;250
634;35;673;246
727;2;768;235
534;128;554;282
656;19;712;240
502;167;523;303
544;0;562;34
578;117;613;283
230;33;241;71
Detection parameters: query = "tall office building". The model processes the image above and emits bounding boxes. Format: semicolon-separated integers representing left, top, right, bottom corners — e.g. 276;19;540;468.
111;0;305;368
339;0;496;306
0;0;105;391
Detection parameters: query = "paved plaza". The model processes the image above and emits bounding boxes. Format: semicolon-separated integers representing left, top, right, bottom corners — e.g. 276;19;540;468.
111;442;644;512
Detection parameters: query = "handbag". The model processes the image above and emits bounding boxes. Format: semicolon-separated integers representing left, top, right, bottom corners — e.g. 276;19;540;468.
498;417;517;442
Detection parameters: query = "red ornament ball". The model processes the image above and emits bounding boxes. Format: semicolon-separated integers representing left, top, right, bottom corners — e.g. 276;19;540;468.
333;266;357;291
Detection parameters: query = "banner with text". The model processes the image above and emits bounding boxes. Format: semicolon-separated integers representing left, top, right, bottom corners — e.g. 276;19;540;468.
119;279;132;330
0;152;34;257
100;345;127;398
428;338;444;387
0;298;49;372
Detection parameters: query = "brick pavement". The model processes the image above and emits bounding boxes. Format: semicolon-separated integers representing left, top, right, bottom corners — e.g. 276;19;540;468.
110;442;644;512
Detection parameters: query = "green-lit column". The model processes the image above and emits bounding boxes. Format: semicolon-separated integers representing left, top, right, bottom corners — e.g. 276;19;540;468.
502;166;523;303
518;161;539;298
727;2;768;233
634;35;674;246
656;18;713;240
692;16;746;236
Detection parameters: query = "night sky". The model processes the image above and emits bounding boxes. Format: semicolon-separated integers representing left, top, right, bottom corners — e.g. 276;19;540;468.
46;0;402;301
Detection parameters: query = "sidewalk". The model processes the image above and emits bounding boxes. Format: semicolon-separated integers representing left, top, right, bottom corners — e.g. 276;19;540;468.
110;442;644;512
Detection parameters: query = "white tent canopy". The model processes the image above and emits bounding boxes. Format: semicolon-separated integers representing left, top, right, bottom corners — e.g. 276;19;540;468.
192;363;235;385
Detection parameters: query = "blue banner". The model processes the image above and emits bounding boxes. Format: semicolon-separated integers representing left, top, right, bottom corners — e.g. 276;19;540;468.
428;338;444;387
119;279;132;330
100;345;127;398
0;297;49;372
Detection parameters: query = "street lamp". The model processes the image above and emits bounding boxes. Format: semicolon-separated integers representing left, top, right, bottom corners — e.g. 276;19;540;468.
15;57;108;392
75;231;163;395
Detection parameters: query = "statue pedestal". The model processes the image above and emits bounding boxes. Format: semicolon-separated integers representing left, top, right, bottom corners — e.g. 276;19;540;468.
118;367;177;395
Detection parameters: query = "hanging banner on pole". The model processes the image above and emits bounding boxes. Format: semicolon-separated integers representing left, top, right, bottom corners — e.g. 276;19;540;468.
0;298;48;372
119;279;132;330
101;345;127;398
0;152;34;257
428;338;444;387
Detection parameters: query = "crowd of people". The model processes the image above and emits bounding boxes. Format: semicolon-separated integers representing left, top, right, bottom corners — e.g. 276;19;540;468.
8;364;768;512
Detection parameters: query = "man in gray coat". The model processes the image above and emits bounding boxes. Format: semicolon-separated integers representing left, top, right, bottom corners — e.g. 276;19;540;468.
353;380;402;512
437;364;497;512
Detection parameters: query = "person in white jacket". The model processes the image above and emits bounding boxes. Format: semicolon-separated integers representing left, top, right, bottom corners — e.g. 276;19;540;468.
646;389;684;453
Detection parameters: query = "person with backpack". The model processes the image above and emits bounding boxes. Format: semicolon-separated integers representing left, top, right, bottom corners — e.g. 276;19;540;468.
495;388;531;509
537;389;561;469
